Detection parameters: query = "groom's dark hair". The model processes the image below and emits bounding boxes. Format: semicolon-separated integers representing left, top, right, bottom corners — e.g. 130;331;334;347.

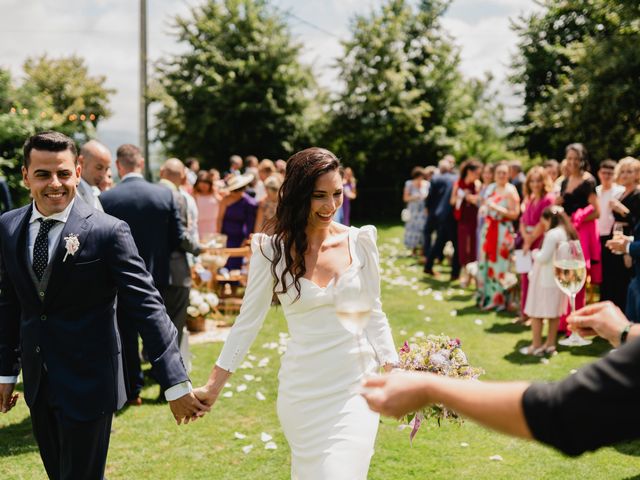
23;131;78;168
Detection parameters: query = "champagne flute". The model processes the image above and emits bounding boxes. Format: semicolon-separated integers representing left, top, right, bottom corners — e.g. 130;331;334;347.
612;223;625;255
333;268;373;383
555;240;591;347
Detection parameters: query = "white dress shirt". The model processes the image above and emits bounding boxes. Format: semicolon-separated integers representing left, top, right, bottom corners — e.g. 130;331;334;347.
597;183;625;236
0;195;191;400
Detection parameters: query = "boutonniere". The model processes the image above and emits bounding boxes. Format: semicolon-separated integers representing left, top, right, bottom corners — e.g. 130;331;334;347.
63;233;80;262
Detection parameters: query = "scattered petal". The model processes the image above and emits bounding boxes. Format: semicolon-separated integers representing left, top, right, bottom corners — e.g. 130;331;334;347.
460;442;469;447
222;391;233;398
398;424;412;431
224;383;232;388
264;442;277;450
255;376;262;382
243;374;255;381
261;432;273;442
474;319;483;325
256;391;266;401
570;369;577;375
258;358;270;367
234;432;246;439
400;329;408;336
242;445;254;454
248;354;257;361
417;305;425;311
540;358;549;365
236;384;248;392
424;316;431;322
414;331;425;338
450;310;458;317
240;361;254;369
490;455;503;461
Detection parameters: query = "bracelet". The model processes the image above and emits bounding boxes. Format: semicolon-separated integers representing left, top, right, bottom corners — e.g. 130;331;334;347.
620;323;632;345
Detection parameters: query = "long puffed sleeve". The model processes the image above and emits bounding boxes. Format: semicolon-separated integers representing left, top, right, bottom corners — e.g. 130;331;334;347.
357;225;399;366
216;234;275;372
532;227;565;265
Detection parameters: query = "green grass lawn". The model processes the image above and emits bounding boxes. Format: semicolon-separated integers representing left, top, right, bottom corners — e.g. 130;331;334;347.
2;225;640;479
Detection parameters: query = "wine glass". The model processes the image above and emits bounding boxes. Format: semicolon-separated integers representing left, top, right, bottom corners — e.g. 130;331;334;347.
612;223;625;255
333;268;373;380
555;240;591;347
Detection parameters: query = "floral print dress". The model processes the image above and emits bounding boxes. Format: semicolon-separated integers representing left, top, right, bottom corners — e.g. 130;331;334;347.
477;184;515;308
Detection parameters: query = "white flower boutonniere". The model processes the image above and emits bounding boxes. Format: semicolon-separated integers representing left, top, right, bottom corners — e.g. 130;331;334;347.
63;234;80;262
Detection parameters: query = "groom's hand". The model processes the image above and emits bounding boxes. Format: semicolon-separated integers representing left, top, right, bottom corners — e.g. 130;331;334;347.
169;392;210;425
0;383;19;413
361;372;431;418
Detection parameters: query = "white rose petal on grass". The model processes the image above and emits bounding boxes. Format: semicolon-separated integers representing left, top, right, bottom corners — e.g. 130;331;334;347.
397;424;412;431
243;374;255;381
399;329;408;336
258;358;270;368
474;319;483;325
450;310;458;317
261;432;273;442
570;369;578;375
224;383;232;388
489;455;503;461
460;442;469;448
222;391;233;398
424;316;431;322
255;377;262;382
256;391;266;401
414;331;425;338
540;358;550;365
265;442;277;450
236;384;248;392
242;445;254;454
417;305;425;311
234;432;247;440
248;354;257;361
240;361;254;369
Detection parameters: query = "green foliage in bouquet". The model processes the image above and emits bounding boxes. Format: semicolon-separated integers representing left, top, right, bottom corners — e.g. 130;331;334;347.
396;334;483;442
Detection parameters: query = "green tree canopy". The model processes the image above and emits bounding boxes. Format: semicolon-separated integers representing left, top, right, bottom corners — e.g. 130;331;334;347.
510;0;640;164
155;0;317;166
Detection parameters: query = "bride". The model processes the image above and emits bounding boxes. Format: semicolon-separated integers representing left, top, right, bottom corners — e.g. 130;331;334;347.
194;148;397;479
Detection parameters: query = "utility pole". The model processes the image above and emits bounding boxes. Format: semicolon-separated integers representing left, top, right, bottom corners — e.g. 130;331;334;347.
139;0;150;180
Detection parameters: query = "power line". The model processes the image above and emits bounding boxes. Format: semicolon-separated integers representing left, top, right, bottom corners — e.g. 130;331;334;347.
272;4;342;40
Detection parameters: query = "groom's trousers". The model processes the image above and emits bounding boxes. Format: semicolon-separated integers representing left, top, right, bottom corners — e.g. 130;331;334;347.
30;370;113;480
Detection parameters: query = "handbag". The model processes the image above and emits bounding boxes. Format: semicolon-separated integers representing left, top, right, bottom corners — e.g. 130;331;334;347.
401;208;411;223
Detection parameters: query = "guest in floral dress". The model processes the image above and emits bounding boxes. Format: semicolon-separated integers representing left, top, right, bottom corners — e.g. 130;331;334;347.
476;163;495;258
403;167;429;255
477;162;521;310
518;166;555;321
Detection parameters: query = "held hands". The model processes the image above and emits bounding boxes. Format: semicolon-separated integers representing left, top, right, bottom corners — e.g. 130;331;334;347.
169;392;211;425
0;383;19;414
567;301;631;347
192;384;221;408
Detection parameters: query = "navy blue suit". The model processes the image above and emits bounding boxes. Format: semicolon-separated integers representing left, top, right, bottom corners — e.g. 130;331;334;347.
625;221;640;322
0;199;188;478
100;176;185;399
424;171;460;277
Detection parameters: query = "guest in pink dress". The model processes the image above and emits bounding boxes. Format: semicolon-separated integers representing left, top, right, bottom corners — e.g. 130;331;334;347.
193;170;222;242
519;166;555;321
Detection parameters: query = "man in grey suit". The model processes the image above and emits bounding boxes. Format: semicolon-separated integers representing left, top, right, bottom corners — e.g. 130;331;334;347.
76;140;111;211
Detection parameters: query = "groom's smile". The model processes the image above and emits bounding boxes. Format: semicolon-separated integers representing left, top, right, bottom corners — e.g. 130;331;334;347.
22;148;81;217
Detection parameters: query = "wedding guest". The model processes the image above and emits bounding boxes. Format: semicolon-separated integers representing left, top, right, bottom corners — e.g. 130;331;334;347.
77;140;111;211
521;206;577;355
476;163;495;259
556;143;600;332
208;168;226;194
422;165;437;183
543;159;560;185
451;158;482;286
255;175;281;234
193;171;222;241
185;157;200;185
98;167;114;192
606;157;640;311
518;166;555;322
275;159;287;177
403;167;429;256
597;159;625;304
424;158;459;279
0;175;12;214
194;147;397;479
509;159;526;202
477;162;520;310
244;155;259;170
244;167;260;199
217;174;258;270
224;155;243;180
340;167;357;226
363;302;640;458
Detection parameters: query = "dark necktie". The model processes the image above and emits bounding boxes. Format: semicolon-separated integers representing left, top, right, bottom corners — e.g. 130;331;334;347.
33;218;57;280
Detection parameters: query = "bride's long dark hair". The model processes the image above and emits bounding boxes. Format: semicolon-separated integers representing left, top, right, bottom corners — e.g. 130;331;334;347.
263;147;341;301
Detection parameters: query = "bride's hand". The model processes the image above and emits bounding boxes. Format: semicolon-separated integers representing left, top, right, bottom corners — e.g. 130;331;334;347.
193;384;220;407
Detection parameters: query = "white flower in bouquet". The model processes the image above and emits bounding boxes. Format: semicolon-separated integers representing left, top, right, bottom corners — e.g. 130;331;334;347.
205;293;219;308
187;306;200;318
198;302;211;315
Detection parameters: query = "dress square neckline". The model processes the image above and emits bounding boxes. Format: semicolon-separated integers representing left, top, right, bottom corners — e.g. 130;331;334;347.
299;226;357;290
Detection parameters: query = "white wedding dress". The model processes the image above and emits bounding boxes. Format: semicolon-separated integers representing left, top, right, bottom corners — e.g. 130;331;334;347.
216;225;398;479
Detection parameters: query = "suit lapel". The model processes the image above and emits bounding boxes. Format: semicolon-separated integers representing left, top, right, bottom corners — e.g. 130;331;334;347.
9;205;41;304
44;199;94;306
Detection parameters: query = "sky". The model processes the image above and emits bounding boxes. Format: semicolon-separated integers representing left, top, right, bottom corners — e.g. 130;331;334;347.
0;0;543;154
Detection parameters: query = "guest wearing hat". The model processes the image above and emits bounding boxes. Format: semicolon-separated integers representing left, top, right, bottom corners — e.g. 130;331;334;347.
217;173;258;270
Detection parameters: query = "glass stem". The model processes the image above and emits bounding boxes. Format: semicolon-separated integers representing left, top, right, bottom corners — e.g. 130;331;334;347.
570;294;576;313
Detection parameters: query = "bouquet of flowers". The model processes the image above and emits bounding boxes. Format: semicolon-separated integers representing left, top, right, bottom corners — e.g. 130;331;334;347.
396;334;484;442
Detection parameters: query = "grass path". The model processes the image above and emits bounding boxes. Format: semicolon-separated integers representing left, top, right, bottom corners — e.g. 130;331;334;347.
2;225;640;479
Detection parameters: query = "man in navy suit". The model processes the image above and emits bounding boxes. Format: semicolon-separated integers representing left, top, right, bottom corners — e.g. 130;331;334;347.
0;131;208;480
423;157;460;280
100;144;194;404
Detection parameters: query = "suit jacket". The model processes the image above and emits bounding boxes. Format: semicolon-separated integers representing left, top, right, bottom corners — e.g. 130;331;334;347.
0;178;12;214
0;199;188;421
100;176;184;289
77;177;104;212
425;172;458;221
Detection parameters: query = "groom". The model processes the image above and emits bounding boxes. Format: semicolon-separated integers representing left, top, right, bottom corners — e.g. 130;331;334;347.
0;131;209;479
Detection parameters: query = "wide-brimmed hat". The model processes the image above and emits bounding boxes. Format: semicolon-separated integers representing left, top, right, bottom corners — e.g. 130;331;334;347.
223;173;254;192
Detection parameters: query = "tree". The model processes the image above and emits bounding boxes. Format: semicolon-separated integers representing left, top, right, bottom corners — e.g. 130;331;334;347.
0;57;114;206
326;0;508;216
510;0;640;164
155;0;316;166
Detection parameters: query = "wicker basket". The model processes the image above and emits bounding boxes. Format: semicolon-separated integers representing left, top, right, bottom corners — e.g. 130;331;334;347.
186;315;206;332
